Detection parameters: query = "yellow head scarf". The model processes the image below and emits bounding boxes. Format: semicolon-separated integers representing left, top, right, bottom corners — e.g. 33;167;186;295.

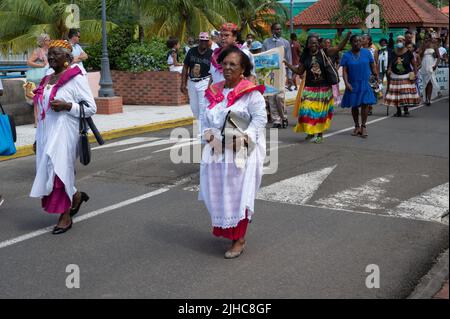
49;40;73;52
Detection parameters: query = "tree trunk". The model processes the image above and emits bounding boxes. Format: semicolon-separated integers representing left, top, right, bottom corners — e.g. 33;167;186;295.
139;25;144;43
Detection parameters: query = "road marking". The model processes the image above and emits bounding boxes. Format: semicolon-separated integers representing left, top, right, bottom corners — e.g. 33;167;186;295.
387;183;449;222
0;175;196;250
256;165;337;204
92;97;449;155
183;185;200;192
152;139;200;153
0;188;169;250
323;97;448;138
315;175;399;211
116;138;192;153
92;137;160;150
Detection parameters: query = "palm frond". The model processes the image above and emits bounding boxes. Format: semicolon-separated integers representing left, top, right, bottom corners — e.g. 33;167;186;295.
78;19;118;43
7;0;54;23
1;23;57;53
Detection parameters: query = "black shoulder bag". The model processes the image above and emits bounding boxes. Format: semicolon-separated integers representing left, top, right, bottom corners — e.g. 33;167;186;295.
78;103;91;166
0;102;16;143
320;49;339;86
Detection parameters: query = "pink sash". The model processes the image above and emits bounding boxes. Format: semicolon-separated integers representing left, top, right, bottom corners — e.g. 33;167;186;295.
205;79;265;109
33;66;82;120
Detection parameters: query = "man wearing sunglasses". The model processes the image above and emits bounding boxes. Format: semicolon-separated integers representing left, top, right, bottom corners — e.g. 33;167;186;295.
68;28;88;73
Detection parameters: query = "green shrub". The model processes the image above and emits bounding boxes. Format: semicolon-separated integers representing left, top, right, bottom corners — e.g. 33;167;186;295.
116;37;184;73
84;25;136;71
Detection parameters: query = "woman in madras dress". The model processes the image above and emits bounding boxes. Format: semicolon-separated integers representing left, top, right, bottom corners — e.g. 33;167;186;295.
284;32;351;143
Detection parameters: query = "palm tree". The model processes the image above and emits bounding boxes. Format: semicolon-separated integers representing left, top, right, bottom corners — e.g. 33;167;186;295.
0;0;116;54
107;0;156;43
231;0;288;38
142;0;239;43
331;0;388;32
428;0;449;7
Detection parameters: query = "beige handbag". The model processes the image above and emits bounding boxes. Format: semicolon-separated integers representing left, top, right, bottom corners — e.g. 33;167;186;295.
221;111;255;155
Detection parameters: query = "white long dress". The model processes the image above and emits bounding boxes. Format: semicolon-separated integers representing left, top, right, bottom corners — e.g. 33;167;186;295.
199;89;267;228
30;68;96;204
419;48;440;100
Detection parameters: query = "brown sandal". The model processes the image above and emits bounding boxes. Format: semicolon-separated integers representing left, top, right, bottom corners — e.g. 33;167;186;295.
351;125;361;136
360;125;368;138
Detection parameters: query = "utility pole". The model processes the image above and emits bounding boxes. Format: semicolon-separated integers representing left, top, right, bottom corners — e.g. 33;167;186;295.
98;0;115;97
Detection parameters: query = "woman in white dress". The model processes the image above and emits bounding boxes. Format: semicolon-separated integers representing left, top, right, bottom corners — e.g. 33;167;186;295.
200;46;267;259
419;38;440;106
30;40;96;234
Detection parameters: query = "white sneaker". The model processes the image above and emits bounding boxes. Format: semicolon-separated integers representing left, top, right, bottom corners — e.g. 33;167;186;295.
0;195;4;207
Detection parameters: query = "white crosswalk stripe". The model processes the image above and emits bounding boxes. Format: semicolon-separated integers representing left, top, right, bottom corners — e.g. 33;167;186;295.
256;165;337;205
314;175;399;211
182;167;449;223
387;183;449;223
236;165;449;223
92;137;160;150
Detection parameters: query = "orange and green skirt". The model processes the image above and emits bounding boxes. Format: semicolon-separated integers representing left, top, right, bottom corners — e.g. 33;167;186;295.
294;86;334;135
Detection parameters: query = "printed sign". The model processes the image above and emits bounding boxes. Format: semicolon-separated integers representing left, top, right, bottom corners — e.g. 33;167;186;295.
253;46;286;96
436;66;449;96
417;66;449;97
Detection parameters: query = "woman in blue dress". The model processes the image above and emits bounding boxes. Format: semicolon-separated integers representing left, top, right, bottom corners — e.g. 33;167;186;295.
341;35;378;138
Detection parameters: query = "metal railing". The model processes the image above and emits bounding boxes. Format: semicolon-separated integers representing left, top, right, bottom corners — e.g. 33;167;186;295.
0;65;29;79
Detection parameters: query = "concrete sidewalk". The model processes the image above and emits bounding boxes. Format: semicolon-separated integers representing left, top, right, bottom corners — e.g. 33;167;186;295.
15;104;196;148
2;90;299;161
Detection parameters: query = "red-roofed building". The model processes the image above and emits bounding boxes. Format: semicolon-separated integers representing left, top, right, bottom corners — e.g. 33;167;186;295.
292;0;449;30
442;6;449;16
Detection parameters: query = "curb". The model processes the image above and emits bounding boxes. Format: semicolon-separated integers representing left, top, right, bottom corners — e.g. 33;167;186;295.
408;249;449;299
0;116;194;162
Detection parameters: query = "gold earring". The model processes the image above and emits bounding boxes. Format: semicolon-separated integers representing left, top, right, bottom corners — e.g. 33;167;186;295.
64;62;69;68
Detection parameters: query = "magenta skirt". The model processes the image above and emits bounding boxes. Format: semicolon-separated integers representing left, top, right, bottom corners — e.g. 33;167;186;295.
41;175;71;214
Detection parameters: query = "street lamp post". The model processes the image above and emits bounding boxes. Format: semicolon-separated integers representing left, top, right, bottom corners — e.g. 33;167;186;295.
290;0;294;34
98;0;114;97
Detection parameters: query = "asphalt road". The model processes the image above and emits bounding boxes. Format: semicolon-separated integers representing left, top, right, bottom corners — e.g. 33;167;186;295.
0;98;448;299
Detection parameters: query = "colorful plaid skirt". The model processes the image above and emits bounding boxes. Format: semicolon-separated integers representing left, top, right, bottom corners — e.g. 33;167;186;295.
294;86;334;135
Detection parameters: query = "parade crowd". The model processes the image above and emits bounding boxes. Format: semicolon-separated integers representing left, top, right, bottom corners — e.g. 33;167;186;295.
0;23;448;259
